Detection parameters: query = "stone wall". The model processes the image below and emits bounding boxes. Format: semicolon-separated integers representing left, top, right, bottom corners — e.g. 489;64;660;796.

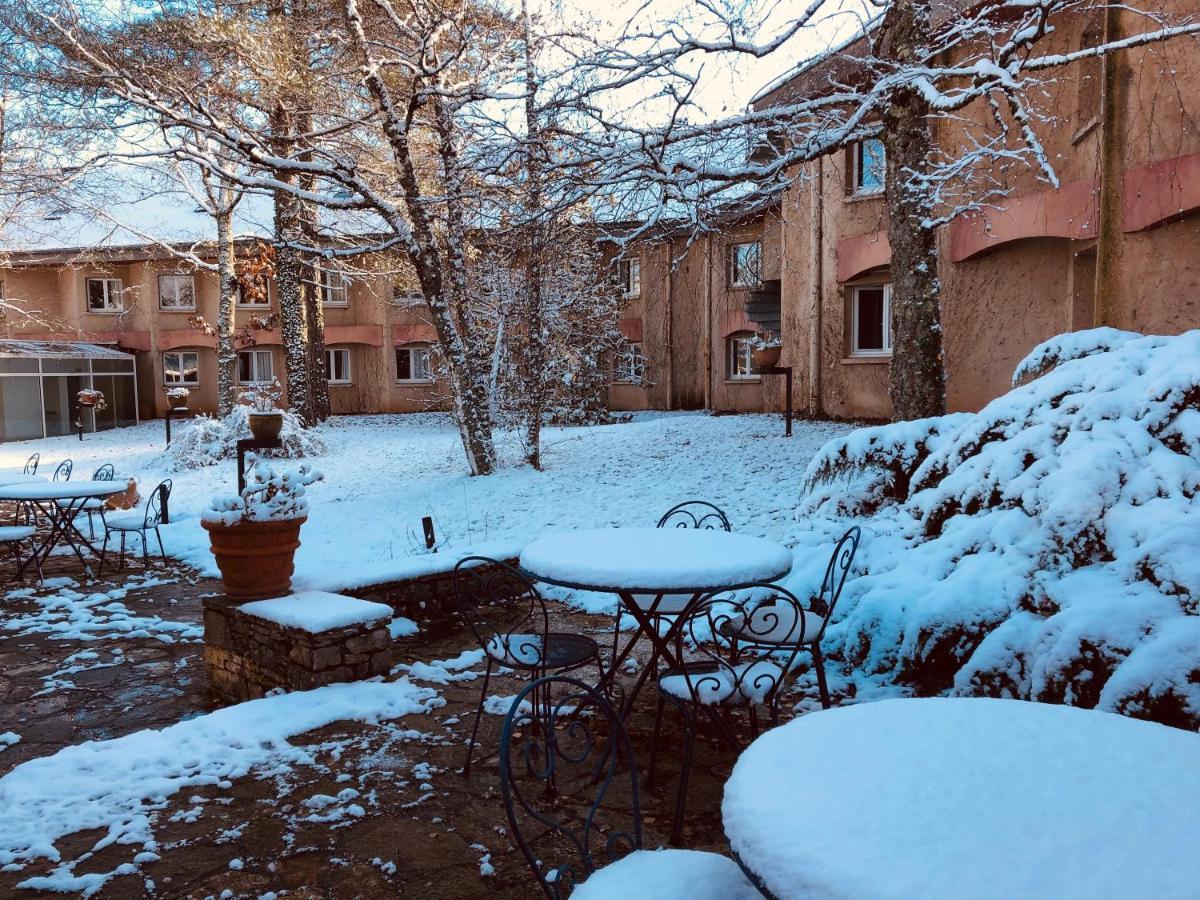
339;555;520;627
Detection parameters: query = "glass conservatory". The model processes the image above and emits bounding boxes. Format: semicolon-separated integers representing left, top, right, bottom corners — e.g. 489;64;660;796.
0;340;139;442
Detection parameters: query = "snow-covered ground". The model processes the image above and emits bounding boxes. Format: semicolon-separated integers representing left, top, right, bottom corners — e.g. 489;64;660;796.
0;411;850;589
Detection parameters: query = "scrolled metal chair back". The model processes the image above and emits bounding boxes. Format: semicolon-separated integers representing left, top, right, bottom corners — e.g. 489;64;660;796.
23;453;39;475
812;526;862;624
92;464;115;482
656;500;731;532
146;479;172;527
452;556;551;670
500;675;642;899
52;459;73;482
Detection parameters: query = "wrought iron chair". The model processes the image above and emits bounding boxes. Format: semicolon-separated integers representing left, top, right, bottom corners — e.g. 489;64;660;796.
656;500;731;532
452;556;604;778
0;525;42;585
73;464;115;539
99;479;171;574
648;526;862;842
499;675;760;900
12;453;41;525
22;453;39;475
51;459;73;482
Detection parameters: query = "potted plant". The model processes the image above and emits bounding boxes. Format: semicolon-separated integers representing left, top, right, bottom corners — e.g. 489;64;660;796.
201;456;323;600
241;378;284;441
166;386;191;410
76;388;108;410
751;332;783;370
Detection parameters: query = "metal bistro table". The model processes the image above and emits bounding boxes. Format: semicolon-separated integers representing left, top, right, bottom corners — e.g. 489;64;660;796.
520;527;793;723
0;480;128;577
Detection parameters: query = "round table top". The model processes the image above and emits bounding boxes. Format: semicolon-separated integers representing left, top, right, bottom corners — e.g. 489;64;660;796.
0;480;128;502
0;473;49;487
519;527;792;593
723;698;1200;900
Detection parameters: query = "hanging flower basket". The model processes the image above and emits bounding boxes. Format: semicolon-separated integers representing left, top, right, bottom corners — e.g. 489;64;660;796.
77;388;108;410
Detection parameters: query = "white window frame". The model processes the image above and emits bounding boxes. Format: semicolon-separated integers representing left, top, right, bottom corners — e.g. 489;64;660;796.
317;265;350;307
852;138;886;196
851;283;893;357
237;349;275;384
728;242;761;289
395;344;433;383
392;284;424;307
236;276;271;308
158;273;196;311
726;333;756;380
162;350;200;387
620;258;641;297
85;277;124;313
326;347;352;384
614;341;645;384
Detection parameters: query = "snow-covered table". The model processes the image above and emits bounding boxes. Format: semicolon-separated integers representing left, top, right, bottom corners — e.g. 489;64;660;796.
723;697;1200;900
0;480;129;577
0;472;47;487
521;527;792;720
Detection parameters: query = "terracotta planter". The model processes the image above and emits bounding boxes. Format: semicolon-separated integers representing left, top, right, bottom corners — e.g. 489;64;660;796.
248;411;284;441
202;516;306;600
78;398;97;408
752;345;782;370
106;478;139;511
168;395;190;410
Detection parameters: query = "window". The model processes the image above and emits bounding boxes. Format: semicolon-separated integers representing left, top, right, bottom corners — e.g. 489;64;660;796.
236;275;270;307
852;138;886;195
85;277;123;313
162;351;199;386
237;349;274;384
619;258;641;297
158;273;196;311
392;283;424;307
851;284;892;356
396;345;433;382
326;347;352;384
728;242;761;289
317;265;350;306
614;341;645;383
727;333;756;380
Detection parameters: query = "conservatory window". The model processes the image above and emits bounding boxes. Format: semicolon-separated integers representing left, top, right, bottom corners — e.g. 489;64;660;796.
727;332;756;379
396;345;432;383
158;274;196;311
86;278;124;313
851;284;892;356
326;347;352;384
237;349;274;384
729;242;761;289
852;138;886;195
162;351;200;386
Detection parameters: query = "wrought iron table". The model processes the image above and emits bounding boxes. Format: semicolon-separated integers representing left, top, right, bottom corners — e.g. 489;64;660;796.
519;527;792;723
0;481;128;577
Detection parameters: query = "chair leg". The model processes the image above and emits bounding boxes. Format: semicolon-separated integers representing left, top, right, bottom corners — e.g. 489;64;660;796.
29;538;43;586
462;659;493;778
813;643;832;710
670;705;697;845
647;692;667;787
155;527;166;563
119;532;127;571
141;529;150;570
97;532;110;577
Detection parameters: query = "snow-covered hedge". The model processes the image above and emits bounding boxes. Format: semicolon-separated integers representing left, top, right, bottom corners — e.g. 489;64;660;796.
159;406;326;471
798;329;1200;730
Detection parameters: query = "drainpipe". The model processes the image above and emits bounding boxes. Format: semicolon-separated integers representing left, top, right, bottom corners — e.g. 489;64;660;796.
1093;4;1124;327
665;241;675;409
704;233;713;410
808;159;824;416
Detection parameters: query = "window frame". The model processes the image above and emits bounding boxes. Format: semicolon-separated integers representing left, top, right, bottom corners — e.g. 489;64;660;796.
85;277;124;313
317;265;350;307
236;275;271;308
852;138;886;196
395;344;434;383
158;273;196;312
162;350;200;387
850;283;893;357
620;257;641;297
237;349;275;384
726;333;757;381
326;347;352;385
614;341;645;384
728;241;762;289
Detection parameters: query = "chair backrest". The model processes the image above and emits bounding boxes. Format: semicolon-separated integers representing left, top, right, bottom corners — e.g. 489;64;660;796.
500;675;642;899
146;479;172;527
656;500;731;532
92;464;115;482
812;526;862;623
52;459;73;482
673;583;812;709
452;556;551;669
23;453;39;475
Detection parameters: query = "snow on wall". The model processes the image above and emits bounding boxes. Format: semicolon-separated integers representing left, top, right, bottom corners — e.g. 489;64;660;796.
797;328;1200;729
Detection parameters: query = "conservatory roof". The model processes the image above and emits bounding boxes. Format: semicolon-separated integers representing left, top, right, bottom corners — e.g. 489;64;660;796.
0;340;135;360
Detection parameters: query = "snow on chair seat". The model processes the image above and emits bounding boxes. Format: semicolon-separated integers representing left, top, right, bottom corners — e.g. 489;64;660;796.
0;525;37;542
572;848;760;900
659;660;785;706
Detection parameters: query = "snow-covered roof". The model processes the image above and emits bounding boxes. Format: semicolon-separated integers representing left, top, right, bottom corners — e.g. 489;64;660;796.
0;339;135;361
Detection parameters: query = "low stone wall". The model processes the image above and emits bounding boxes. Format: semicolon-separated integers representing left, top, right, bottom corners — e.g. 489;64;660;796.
339;555;520;627
203;595;391;702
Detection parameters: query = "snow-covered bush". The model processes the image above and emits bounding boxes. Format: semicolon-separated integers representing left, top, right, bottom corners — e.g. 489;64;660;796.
798;328;1200;729
239;378;283;413
202;456;323;526
159;405;326;471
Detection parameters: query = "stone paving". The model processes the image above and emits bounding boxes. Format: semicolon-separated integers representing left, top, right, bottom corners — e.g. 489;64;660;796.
0;555;787;899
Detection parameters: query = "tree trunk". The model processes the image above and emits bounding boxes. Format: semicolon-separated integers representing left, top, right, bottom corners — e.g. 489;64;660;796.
520;0;546;469
298;113;330;423
216;209;238;417
880;0;947;422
